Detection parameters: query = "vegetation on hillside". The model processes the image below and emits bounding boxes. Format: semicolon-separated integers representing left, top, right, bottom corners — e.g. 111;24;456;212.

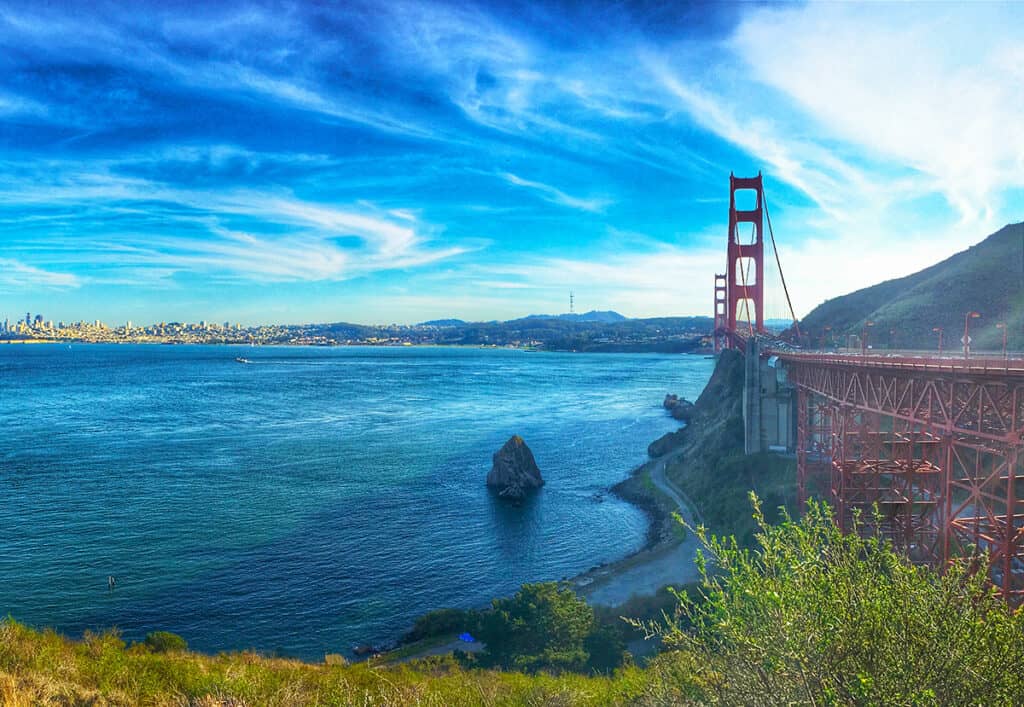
800;221;1024;351
399;583;630;674
0;620;648;706
648;496;1024;705
435;315;711;352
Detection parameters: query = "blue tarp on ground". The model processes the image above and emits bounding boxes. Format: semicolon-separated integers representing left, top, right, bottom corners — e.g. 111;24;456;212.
458;632;475;643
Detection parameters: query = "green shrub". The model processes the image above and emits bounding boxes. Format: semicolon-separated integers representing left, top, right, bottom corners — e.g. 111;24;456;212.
403;607;479;643
142;630;188;653
477;582;596;673
653;494;1024;705
583;623;628;674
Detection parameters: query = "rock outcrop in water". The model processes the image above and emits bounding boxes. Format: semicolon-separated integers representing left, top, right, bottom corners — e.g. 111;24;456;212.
663;393;696;422
649;350;744;459
487;435;544;499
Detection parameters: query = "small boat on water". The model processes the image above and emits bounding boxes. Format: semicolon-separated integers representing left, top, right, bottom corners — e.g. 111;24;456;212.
235;357;251;364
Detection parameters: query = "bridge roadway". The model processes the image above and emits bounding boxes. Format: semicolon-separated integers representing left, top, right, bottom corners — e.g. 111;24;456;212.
772;349;1024;376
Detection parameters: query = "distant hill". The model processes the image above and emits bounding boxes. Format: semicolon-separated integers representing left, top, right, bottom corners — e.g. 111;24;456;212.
418;319;467;327
522;310;629;323
425;315;712;352
800;222;1024;351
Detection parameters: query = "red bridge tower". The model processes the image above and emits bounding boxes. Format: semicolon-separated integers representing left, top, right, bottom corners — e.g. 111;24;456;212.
715;172;766;349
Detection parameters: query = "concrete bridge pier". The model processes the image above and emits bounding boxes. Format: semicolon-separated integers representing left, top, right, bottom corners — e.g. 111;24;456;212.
742;340;796;455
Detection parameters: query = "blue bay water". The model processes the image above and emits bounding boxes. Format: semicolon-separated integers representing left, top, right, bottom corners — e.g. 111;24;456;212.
0;344;713;659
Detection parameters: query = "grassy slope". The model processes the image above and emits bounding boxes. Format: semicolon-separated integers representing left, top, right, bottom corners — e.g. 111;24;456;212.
658;350;797;546
0;621;658;707
800;221;1024;350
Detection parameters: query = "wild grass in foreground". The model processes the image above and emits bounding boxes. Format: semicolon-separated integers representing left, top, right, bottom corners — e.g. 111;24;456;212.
0;623;649;707
3;496;1022;705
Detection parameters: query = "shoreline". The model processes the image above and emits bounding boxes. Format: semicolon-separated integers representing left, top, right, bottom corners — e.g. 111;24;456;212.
568;443;703;606
0;339;713;355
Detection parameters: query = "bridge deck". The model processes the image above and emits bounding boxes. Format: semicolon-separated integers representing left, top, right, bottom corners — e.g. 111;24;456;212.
774;350;1024;377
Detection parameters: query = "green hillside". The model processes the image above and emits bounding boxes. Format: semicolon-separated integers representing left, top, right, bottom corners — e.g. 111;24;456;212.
800;222;1024;352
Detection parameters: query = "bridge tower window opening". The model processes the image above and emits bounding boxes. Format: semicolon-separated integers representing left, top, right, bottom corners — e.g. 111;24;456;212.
734;298;759;330
734;220;758;246
735;257;757;286
732;187;760;215
713;273;728;353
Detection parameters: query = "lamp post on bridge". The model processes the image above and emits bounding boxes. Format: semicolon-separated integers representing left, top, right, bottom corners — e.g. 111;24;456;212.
963;311;981;359
996;322;1007;359
932;327;943;356
824;325;832;350
860;320;874;356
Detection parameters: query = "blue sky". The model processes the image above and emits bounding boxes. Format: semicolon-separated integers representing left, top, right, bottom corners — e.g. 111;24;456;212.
1;1;1022;325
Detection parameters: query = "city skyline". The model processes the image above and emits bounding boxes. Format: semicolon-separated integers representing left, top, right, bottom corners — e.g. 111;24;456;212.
2;2;1023;325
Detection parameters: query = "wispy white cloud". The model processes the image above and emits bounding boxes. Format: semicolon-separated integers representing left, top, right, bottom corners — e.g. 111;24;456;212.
730;3;1024;225
0;258;79;290
638;2;1024;315
0;161;471;284
0;4;442;140
499;172;610;213
0;90;49;119
475;243;723;316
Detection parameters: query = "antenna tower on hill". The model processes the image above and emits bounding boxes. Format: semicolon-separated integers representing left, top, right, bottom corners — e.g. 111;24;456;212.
569;291;575;314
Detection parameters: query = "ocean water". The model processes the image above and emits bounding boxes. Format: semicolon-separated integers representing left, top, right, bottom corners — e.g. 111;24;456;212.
0;344;713;659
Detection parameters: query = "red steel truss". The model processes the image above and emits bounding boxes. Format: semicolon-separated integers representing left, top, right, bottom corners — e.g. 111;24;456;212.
783;351;1024;601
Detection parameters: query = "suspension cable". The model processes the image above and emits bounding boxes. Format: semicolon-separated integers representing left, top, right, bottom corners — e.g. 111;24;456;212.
763;191;801;339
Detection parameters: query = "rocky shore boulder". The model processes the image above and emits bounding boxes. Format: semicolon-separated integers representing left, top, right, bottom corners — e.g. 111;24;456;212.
663;393;696;422
487;435;544;499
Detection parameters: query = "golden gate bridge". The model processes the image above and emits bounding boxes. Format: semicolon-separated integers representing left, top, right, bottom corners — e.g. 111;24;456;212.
714;172;1024;602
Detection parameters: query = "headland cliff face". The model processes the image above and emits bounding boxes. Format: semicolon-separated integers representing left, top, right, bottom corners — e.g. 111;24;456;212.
650;350;796;545
648;349;744;459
